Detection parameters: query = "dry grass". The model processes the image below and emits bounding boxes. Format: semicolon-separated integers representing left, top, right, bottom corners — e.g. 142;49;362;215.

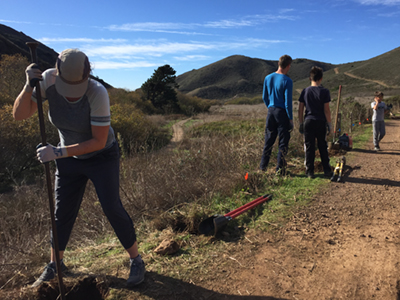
0;103;360;294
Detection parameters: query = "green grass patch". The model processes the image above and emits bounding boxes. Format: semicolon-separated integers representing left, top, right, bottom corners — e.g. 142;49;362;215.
189;119;265;137
343;124;372;149
205;172;327;233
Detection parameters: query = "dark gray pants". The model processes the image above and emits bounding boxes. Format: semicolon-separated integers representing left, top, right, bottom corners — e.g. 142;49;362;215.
372;120;385;147
51;142;136;251
260;107;291;172
304;119;331;174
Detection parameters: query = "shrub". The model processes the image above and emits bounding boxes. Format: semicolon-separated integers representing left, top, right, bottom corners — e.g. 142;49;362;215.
386;95;400;112
0;54;29;107
0;105;58;192
331;97;370;134
176;92;211;116
108;88;157;115
110;103;171;155
225;95;263;105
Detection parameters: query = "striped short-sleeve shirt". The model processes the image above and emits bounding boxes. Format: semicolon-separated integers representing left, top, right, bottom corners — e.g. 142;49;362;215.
32;69;115;159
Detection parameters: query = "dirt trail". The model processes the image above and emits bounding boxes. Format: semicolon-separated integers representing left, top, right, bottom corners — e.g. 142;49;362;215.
171;119;188;143
344;71;399;89
201;119;400;299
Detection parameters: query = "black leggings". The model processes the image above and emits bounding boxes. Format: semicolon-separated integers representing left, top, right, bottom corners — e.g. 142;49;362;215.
304;119;331;174
51;142;136;251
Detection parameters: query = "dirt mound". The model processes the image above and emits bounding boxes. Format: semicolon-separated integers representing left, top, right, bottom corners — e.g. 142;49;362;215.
36;276;107;300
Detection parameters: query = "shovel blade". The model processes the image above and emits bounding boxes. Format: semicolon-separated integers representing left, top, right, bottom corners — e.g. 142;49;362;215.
198;214;232;236
213;215;231;235
198;214;221;235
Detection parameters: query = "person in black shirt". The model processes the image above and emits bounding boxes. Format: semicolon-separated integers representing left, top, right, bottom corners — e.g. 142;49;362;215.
298;66;333;178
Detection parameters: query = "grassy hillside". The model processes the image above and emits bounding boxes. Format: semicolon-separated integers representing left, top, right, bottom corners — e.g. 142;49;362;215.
346;46;400;87
177;55;276;99
177;55;335;100
294;47;400;101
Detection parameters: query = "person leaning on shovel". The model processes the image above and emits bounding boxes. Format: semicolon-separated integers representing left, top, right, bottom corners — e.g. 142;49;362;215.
13;49;145;287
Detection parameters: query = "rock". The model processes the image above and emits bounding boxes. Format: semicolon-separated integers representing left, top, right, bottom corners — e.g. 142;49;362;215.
154;239;180;255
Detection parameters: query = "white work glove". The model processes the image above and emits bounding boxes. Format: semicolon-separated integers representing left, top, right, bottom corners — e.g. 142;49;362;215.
36;144;68;163
327;122;332;136
25;63;43;91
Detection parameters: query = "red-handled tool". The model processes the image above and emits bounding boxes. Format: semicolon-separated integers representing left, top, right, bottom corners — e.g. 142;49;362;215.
198;194;272;236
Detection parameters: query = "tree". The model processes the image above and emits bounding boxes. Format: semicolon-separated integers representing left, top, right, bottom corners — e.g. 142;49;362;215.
141;65;180;113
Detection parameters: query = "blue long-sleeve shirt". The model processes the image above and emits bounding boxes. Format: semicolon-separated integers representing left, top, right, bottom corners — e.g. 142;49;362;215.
262;72;293;120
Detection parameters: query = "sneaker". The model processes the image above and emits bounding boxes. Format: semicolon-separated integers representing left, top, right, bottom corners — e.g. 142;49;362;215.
306;172;315;179
31;260;67;288
374;146;380;151
127;255;145;286
275;168;289;176
324;171;334;178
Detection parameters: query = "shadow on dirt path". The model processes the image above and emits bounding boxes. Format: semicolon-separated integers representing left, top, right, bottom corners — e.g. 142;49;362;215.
105;271;288;300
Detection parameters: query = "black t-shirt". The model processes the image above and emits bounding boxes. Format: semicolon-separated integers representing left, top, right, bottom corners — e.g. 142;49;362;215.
298;86;331;121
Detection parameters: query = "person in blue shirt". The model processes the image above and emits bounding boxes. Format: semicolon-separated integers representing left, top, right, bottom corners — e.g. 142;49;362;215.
260;55;293;175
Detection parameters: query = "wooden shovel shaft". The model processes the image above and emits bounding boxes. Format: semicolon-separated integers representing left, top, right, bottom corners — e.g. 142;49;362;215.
26;42;65;299
333;85;342;141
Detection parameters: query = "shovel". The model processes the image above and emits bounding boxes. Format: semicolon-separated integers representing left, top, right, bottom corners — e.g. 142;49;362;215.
198;194;272;236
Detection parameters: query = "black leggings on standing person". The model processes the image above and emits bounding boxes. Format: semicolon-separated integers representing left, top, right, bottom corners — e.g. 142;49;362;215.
304;119;331;175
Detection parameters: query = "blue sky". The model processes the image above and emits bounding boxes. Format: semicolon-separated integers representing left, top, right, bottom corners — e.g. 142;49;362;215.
1;0;399;91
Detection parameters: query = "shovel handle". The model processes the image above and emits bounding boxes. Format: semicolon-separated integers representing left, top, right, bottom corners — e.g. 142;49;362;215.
229;194;271;219
225;194;271;218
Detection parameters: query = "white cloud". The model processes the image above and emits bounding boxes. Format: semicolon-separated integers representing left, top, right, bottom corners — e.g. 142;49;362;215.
0;19;31;24
204;19;255;28
108;23;210;36
83;39;287;59
109;22;193;31
107;12;297;34
173;55;210;61
84;42;215;57
279;8;296;13
39;37;127;43
92;61;158;69
355;0;400;5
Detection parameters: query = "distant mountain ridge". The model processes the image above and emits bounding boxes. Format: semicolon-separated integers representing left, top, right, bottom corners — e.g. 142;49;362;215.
176;55;335;99
0;24;58;70
0;24;112;88
176;47;400;100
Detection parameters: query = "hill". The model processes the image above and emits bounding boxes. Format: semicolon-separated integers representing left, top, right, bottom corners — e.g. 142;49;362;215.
176;55;335;99
177;47;400;100
0;24;112;88
0;24;58;70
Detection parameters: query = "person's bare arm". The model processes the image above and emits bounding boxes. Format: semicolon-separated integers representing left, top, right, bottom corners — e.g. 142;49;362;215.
65;125;110;157
324;103;332;123
13;85;38;120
